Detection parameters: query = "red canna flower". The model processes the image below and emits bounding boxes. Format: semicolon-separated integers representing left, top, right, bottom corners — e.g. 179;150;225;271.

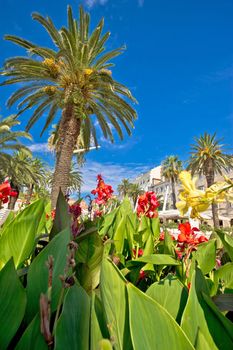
132;248;144;257
91;174;114;205
69;203;82;218
0;181;16;205
137;191;159;218
139;270;146;280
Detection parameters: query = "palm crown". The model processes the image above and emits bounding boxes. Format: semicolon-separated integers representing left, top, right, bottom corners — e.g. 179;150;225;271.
0;115;31;169
161;156;183;181
1;6;137;205
1;6;137;144
187;133;233;176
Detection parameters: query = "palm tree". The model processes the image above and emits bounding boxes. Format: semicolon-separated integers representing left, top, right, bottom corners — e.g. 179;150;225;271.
187;133;233;227
0;115;31;169
25;157;48;204
47;162;83;198
0;151;39;209
1;6;137;207
129;183;143;206
161;156;183;209
117;179;132;197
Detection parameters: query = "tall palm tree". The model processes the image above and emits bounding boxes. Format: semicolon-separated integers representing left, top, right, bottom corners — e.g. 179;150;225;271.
0;115;31;168
117;178;132;197
187;133;233;227
161;156;183;209
129;183;143;206
1;6;137;207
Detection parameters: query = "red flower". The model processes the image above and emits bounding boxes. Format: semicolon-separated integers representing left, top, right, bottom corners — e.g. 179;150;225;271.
91;175;114;205
138;270;146;280
198;235;208;243
9;190;18;197
69;203;82;218
94;210;103;218
51;210;56;220
137;191;159;218
132;248;144;257
159;232;165;241
0;181;14;204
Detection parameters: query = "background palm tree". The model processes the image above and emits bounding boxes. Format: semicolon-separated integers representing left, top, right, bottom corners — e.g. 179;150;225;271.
187;133;233;227
0;115;31;168
1;6;137;207
117;178;132;197
129;183;144;206
47;162;83;199
0;151;40;209
161;155;183;209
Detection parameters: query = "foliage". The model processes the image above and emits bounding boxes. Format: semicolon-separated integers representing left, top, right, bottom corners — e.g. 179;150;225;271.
0;115;31;171
0;193;232;349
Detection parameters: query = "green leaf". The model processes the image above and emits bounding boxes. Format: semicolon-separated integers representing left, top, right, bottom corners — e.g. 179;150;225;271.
15;314;47;350
213;262;233;294
50;190;71;239
100;258;133;350
216;230;233;261
0;259;26;349
98;339;113;350
195;329;213;350
193;239;216;275
150;217;160;238
0;199;45;269
163;229;175;256
113;215;126;254
129;254;180;266
55;284;90;350
127;283;194;350
181;266;233;349
90;293;109;349
26;228;70;322
76;232;104;292
146;274;188;322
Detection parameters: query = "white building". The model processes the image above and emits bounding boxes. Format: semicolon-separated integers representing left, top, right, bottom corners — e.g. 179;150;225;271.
133;166;162;191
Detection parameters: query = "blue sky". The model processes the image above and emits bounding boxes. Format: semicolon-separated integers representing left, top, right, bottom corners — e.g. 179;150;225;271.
0;0;233;192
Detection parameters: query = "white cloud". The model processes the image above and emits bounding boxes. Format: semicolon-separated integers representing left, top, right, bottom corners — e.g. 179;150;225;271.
84;0;108;9
28;143;50;153
80;160;151;192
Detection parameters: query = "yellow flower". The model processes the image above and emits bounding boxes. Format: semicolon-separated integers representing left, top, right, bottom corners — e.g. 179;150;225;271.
176;171;233;218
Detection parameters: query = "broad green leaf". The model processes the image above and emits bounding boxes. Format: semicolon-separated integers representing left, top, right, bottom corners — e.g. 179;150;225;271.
193;239;216;275
0;211;15;231
55;285;90;350
98;339;113;350
90;293;109;350
118;197;132;216
15;314;47;350
129;254;180;266
213;262;233;294
76;232;104;292
150;217;160;238
99;207;118;236
50;190;71;239
100;259;133;350
146;274;188;322
181;267;233;349
216;230;233;261
0;199;45;269
163;229;175;256
26;228;70;322
0;259;26;349
195;329;213;350
113;215;126;254
127;283;194;350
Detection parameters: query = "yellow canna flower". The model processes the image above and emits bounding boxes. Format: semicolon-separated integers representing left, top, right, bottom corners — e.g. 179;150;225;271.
176;171;233;218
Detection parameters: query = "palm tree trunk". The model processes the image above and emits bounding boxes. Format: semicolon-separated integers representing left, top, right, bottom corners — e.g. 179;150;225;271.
171;177;176;209
51;104;80;208
206;172;219;228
